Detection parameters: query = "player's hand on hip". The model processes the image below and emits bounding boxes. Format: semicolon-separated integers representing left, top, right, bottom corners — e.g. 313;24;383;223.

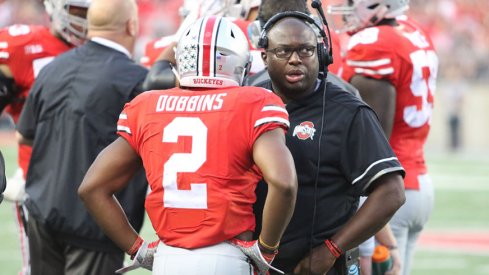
3;168;27;203
293;244;335;275
116;239;159;273
228;238;283;275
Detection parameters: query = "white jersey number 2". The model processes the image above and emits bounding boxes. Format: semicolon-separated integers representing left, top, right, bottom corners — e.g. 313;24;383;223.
162;117;208;209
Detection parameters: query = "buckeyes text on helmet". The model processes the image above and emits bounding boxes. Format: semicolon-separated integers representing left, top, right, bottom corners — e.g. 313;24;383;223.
327;0;409;34
44;0;91;46
176;16;251;88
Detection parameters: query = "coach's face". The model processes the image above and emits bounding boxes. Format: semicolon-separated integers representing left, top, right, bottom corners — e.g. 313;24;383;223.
262;18;319;102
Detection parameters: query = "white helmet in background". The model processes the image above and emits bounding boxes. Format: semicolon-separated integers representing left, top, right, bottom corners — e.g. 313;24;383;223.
225;0;261;20
328;0;409;34
44;0;91;46
175;0;260;43
179;0;260;20
176;16;251;88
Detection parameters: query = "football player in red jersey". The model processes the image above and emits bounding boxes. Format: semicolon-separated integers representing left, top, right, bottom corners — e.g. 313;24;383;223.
330;1;438;274
79;16;297;275
140;0;264;74
0;0;90;274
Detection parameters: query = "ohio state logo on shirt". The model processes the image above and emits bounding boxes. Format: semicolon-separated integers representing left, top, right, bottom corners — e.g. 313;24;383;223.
292;121;316;140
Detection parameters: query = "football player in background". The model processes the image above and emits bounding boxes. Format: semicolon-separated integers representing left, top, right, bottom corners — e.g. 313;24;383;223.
141;0;263;91
79;16;297;275
140;0;262;70
0;1;90;274
330;1;439;274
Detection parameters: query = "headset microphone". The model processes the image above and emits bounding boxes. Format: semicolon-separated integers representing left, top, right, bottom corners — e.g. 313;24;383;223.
311;0;334;66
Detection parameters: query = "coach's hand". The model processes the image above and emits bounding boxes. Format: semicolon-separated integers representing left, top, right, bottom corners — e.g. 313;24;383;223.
228;238;283;275
116;239;159;273
293;244;335;275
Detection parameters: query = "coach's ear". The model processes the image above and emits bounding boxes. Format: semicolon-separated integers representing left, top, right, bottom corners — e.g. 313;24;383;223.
261;51;268;66
127;17;138;37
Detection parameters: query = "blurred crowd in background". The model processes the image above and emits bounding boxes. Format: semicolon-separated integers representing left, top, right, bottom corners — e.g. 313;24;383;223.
410;0;489;82
1;0;488;82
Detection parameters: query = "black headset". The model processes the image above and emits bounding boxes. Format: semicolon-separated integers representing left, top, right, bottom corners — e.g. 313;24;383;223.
257;11;333;76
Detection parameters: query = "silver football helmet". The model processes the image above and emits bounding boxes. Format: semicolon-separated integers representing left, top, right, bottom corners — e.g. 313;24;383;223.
176;16;251;88
44;0;91;46
176;0;259;43
328;0;409;34
225;0;261;20
179;0;260;20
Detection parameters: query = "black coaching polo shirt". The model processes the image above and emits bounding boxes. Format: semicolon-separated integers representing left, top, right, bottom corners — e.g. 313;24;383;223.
254;79;405;273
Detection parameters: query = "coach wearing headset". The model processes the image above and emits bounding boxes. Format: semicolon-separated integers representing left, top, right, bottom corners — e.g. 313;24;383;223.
252;11;406;275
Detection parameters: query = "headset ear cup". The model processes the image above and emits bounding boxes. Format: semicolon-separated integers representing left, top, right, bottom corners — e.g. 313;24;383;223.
317;42;325;72
324;47;332;66
258;34;267;49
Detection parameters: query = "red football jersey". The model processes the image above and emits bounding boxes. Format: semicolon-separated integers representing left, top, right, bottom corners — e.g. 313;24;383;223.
140;18;265;74
342;19;438;189
0;24;71;176
117;86;289;248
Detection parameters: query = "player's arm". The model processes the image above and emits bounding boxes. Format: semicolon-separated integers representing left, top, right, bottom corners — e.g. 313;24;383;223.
0;65;16;113
253;128;297;249
350;75;396;138
78;137;143;253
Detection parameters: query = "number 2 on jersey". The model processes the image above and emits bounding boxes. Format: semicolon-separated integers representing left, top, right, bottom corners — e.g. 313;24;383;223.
162;117;208;209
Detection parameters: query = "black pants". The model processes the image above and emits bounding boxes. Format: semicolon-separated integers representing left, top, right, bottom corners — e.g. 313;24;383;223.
28;216;124;275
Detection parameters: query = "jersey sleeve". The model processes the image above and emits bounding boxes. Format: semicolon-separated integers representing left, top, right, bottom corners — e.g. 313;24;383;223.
0;27;14;65
340;106;405;194
117;98;142;153
342;27;398;84
140;36;174;68
251;89;289;143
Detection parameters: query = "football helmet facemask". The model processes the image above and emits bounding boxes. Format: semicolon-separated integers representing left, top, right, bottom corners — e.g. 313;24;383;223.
328;0;409;34
44;0;91;46
176;16;251;88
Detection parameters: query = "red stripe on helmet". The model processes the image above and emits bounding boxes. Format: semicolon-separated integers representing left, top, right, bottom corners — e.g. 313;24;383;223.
202;16;218;76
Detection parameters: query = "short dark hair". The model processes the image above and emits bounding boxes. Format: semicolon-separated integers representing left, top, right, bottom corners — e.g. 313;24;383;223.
257;0;310;25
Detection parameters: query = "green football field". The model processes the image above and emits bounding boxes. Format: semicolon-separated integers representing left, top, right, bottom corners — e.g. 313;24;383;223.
1;143;488;275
